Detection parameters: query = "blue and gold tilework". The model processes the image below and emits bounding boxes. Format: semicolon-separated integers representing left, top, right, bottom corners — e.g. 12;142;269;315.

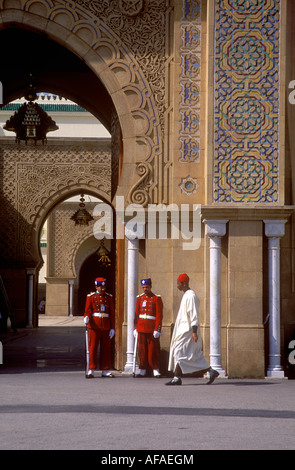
179;0;201;165
214;0;280;203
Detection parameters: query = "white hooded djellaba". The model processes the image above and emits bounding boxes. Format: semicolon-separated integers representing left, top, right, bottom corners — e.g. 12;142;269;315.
168;289;209;374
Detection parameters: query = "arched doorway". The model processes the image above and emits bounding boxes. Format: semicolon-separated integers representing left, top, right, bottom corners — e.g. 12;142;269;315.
35;190;121;366
0;2;161;371
0;4;161;202
0;22;123;324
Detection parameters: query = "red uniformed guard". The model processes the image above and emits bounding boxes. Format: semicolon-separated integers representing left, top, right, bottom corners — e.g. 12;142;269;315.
134;278;163;378
84;277;115;378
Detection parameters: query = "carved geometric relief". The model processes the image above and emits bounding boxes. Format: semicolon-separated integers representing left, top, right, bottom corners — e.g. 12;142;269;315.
0;140;111;262
118;0;144;17
63;0;167;204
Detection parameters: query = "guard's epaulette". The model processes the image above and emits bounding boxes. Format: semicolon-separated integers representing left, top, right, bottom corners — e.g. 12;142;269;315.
106;292;113;297
156;294;161;297
87;291;95;297
137;293;144;297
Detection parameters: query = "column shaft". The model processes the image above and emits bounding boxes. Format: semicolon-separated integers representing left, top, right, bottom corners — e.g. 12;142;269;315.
264;220;286;378
204;220;228;376
267;237;283;376
209;236;223;372
69;280;74;317
26;269;35;328
124;238;139;372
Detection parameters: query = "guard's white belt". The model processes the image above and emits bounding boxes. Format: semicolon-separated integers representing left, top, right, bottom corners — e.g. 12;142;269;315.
139;314;156;320
92;312;109;318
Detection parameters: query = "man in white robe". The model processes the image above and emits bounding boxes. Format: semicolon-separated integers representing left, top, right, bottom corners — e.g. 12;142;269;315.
166;273;219;385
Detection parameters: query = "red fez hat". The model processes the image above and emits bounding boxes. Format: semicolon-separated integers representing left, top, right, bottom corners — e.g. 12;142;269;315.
177;273;189;284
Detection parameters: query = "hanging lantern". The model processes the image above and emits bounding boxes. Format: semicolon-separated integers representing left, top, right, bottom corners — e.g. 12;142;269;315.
3;77;58;145
96;240;111;268
70;194;94;226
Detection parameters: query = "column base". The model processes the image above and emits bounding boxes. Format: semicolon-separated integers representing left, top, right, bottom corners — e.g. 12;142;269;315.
210;354;226;377
209;359;226;377
205;367;226;381
124;361;134;374
212;367;226;378
267;369;285;378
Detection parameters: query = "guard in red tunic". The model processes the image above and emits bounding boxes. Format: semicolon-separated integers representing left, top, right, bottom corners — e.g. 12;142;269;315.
84;277;115;378
134;278;163;378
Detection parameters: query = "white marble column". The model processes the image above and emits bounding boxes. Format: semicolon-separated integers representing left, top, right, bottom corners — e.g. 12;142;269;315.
124;235;139;373
26;268;35;328
204;220;228;376
69;280;74;317
264;220;287;378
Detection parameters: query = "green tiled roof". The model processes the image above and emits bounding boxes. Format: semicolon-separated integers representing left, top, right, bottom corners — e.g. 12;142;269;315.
1;103;87;113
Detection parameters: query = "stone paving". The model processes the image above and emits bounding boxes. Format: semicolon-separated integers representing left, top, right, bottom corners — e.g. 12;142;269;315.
1;316;295;451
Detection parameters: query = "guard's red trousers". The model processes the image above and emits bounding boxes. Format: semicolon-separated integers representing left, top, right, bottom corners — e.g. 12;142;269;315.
88;328;111;371
138;332;160;370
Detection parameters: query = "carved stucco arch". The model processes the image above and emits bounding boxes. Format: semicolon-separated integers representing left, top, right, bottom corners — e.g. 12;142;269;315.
0;0;162;266
34;183;112;269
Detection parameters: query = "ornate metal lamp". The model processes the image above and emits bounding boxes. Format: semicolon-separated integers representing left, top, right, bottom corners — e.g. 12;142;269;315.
3;76;58;144
70;194;94;226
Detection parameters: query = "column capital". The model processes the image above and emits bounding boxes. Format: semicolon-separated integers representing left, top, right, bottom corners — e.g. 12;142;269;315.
26;268;35;276
124;224;141;241
263;220;287;238
204;219;228;238
126;237;139;251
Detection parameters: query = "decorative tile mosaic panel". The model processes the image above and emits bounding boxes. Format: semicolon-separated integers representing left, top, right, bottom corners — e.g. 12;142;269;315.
214;0;280;203
179;0;201;165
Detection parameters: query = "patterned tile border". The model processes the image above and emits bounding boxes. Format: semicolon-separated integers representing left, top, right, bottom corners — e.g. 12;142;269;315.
179;0;201;165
